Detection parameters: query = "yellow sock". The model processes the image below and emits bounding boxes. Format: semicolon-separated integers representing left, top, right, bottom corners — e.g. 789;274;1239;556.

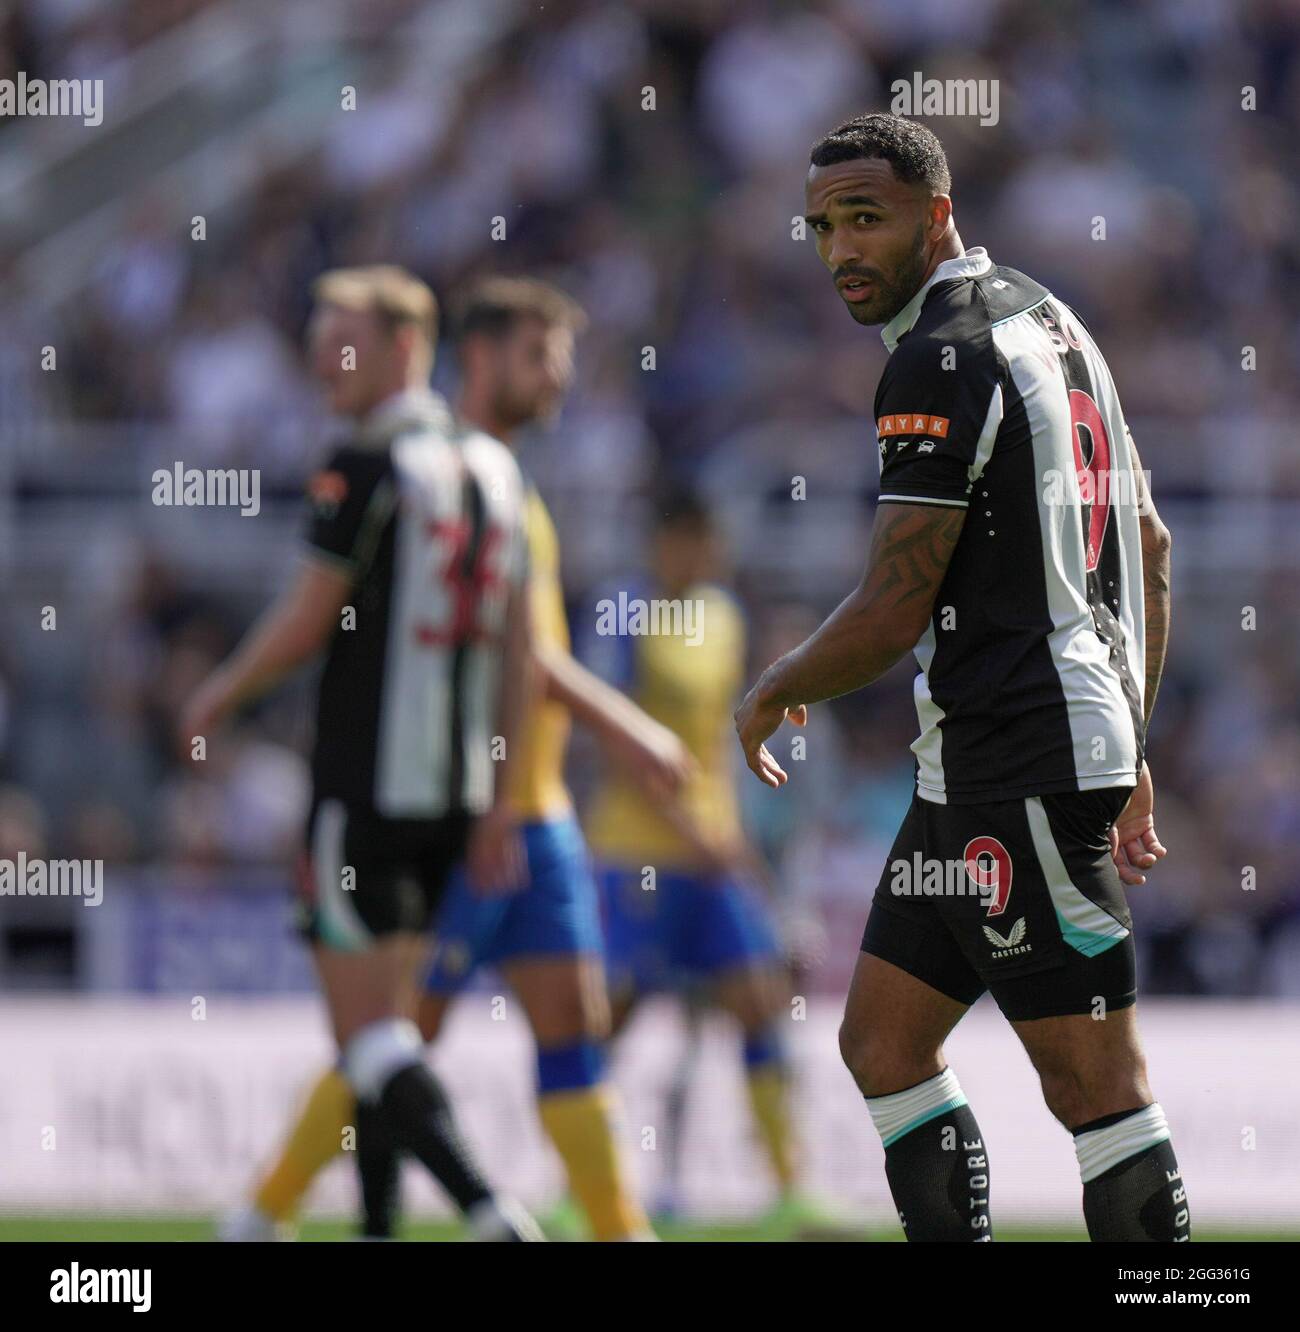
254;1067;354;1223
747;1064;797;1194
537;1085;650;1241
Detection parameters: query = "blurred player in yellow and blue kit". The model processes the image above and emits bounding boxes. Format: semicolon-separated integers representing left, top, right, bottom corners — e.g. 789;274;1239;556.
228;278;693;1243
582;491;806;1222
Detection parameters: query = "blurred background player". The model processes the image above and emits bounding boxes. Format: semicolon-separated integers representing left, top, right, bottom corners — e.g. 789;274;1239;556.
582;492;815;1230
190;265;540;1242
231;276;694;1242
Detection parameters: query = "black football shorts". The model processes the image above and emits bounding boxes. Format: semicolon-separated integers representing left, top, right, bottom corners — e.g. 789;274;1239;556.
297;797;473;950
860;787;1137;1022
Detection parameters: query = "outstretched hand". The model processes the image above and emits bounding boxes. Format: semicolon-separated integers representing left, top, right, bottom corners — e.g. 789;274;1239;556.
734;681;807;788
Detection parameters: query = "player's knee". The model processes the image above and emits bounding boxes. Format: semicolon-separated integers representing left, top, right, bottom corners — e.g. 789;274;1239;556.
416;994;446;1044
340;1016;424;1100
581;987;613;1043
608;988;637;1037
328;991;401;1049
1037;1057;1151;1129
726;989;769;1033
716;967;781;1031
1036;1065;1085;1127
571;960;614;1042
522;991;594;1049
836;1019;877;1091
838;1016;933;1097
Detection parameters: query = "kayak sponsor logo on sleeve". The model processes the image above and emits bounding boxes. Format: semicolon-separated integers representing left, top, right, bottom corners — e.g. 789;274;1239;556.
877;414;950;438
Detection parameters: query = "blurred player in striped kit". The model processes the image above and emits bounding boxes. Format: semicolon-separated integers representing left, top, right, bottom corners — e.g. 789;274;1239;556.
228;277;692;1241
187;266;541;1241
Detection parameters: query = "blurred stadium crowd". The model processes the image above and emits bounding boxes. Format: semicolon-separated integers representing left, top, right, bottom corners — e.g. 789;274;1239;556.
1;0;1298;997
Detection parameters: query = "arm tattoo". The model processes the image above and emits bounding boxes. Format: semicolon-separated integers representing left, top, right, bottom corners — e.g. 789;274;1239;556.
756;501;966;710
1142;543;1171;727
1130;437;1171;728
863;503;967;619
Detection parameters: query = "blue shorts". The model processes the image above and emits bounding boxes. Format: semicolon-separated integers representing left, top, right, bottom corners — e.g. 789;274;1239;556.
597;863;781;995
424;816;603;992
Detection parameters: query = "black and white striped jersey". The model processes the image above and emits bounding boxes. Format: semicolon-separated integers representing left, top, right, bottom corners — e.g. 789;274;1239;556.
874;247;1145;805
302;389;528;818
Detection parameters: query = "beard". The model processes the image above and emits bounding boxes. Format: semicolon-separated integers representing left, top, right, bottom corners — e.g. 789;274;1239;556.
844;225;930;327
489;384;545;432
489;372;562;432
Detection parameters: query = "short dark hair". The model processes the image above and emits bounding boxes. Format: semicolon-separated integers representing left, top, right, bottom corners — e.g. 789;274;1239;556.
810;113;951;195
456;276;587;343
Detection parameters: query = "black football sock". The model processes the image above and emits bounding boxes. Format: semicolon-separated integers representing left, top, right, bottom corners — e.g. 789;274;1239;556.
376;1062;493;1214
342;1019;492;1215
355;1096;402;1239
1074;1104;1190;1241
866;1068;993;1241
343;1019;542;1240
